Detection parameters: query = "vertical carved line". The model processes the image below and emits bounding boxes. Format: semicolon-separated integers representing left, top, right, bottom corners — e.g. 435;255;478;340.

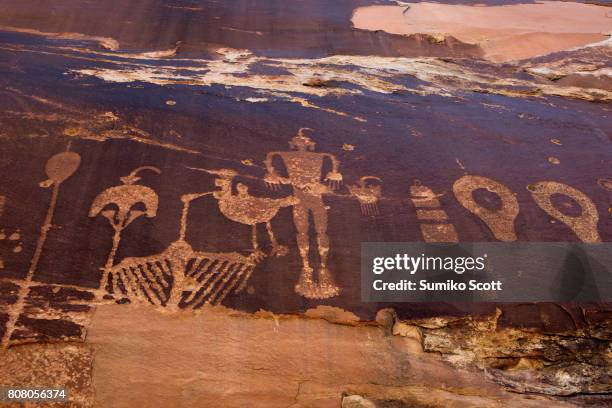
2;183;59;349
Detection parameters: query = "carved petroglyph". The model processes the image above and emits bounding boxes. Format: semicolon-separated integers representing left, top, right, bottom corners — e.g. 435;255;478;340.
0;129;607;324
410;181;458;243
598;178;612;192
206;169;298;259
104;192;257;309
264;128;341;299
529;181;601;243
2;149;81;349
89;166;160;298
599;178;612;217
0;197;23;269
416;210;448;221
38;151;81;188
349;176;382;216
453;175;519;242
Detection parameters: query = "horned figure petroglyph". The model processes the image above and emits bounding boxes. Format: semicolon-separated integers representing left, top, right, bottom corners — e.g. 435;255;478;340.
89;166;160;298
2;149;81;349
205;168;298;259
99;189;257;310
348;176;382;216
264;128;342;299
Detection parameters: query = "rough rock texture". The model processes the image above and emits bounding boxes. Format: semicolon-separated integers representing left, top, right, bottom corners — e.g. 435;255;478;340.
83;305;610;407
2;304;610;407
0;343;93;407
0;0;610;406
403;306;612;396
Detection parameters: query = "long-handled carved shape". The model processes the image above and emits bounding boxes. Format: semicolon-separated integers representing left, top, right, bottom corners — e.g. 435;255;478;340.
529;181;601;243
453;175;519;242
2;151;80;349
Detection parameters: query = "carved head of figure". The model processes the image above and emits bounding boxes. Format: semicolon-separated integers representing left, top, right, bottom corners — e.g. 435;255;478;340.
289;128;316;151
236;183;250;197
205;169;237;198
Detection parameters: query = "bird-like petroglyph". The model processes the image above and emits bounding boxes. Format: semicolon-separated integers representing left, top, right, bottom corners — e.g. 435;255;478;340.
264;128;342;299
453;175;519;242
103;191;257;310
206;168;298;259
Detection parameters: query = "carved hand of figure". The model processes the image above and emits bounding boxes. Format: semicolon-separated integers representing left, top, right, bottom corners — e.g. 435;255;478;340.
325;171;343;190
265;172;288;191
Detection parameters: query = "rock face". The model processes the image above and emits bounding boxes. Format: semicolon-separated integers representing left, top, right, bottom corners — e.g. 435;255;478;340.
4;304;607;407
0;0;610;406
351;2;612;62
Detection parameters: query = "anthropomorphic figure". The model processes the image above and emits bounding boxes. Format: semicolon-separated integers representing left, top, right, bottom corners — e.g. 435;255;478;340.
264;128;342;298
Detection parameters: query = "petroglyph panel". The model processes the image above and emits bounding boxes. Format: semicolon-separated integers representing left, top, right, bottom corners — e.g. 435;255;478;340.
0;0;610;349
0;1;610;406
0;131;609;334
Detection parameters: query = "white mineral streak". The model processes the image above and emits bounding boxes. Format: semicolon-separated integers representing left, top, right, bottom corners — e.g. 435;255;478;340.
0;25;119;50
70;47;612;106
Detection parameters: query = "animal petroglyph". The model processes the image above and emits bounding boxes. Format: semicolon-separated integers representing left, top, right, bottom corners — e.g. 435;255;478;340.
206;169;298;259
264;128;342;299
453;175;519;242
529;181;601;243
349;176;382;216
89;166;160;298
409;181;458;243
104;192;257;309
2;149;81;349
